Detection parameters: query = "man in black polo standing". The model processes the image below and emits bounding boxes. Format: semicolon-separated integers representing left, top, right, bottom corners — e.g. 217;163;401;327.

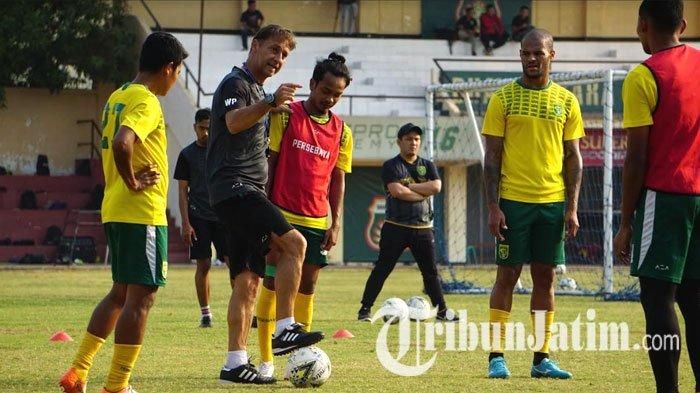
207;24;324;385
358;123;457;322
174;108;228;328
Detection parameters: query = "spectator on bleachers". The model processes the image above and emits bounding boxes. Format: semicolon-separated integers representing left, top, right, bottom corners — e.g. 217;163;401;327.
511;5;534;42
338;0;359;35
479;2;508;55
240;0;264;51
455;0;479;56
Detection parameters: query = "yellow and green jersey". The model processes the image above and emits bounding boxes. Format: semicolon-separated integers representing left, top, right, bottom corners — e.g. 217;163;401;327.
482;79;584;203
268;110;353;229
100;83;168;226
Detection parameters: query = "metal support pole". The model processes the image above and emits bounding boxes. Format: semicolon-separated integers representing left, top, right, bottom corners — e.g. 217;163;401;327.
603;69;614;294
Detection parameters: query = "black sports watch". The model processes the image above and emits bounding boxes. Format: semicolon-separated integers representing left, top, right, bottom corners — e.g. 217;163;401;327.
264;93;277;107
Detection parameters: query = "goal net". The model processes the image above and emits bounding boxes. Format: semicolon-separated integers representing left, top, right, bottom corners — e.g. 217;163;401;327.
426;69;639;300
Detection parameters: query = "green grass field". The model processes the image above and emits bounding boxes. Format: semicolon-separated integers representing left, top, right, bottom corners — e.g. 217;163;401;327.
0;265;694;392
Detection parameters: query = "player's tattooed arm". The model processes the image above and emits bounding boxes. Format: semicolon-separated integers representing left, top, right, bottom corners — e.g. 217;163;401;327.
483;135;504;207
483;135;507;240
563;138;583;238
563;139;583;212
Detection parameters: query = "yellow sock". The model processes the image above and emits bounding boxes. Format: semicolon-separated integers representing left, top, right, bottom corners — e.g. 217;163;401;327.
256;286;276;363
531;311;555;354
104;344;141;392
489;308;510;354
71;332;105;381
294;292;315;331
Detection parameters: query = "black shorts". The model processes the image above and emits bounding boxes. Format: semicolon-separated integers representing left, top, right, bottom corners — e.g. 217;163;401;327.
214;184;294;279
188;214;228;260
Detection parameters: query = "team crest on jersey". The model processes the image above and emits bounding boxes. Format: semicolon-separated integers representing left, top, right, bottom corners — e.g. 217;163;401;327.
498;244;509;260
417;165;427;176
553;104;563;117
364;196;386;252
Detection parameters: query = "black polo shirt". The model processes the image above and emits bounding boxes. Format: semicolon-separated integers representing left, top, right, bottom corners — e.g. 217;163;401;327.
206;66;269;206
174;142;219;221
382;155;440;228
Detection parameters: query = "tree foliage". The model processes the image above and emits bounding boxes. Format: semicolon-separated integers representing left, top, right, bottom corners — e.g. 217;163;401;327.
0;0;137;106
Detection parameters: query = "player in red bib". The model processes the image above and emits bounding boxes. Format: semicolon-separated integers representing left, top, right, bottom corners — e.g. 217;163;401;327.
255;53;353;378
614;1;700;391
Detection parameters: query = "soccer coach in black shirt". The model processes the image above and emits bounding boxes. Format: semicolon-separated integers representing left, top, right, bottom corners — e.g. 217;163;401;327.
358;123;457;322
206;25;323;385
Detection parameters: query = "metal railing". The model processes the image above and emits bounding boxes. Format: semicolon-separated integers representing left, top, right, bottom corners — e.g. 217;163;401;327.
138;0;205;106
196;91;425;116
76;119;102;160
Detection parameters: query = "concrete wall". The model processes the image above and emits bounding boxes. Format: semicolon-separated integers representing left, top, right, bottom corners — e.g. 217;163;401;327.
533;0;700;38
0;86;112;175
130;0;700;38
128;0;422;35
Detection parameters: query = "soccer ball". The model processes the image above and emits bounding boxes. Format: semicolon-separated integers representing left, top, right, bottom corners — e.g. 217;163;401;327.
286;346;331;387
559;277;577;291
554;264;567;275
406;296;431;321
380;297;410;324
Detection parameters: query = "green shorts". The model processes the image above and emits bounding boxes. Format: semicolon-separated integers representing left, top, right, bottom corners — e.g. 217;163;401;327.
265;224;328;278
105;223;168;286
630;189;700;284
496;199;565;266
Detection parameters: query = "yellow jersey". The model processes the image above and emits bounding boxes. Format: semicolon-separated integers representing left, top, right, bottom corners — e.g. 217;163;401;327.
268;109;353;229
100;83;168;226
482;80;584;203
621;64;657;129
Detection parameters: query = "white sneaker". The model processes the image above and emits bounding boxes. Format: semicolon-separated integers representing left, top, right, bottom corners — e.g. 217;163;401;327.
258;362;275;378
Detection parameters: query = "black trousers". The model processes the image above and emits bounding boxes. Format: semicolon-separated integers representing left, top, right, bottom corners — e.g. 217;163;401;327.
480;32;508;50
360;223;446;309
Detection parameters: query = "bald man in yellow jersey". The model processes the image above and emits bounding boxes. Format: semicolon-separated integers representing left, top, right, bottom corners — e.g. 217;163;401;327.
482;28;584;380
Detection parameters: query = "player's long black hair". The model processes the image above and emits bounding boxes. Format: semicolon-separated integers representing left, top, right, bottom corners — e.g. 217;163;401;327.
312;52;352;86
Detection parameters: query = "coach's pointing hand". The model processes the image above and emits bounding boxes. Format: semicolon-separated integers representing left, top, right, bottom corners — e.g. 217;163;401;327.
274;83;303;107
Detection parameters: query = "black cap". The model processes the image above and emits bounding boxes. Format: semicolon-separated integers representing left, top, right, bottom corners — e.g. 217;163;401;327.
397;123;423;138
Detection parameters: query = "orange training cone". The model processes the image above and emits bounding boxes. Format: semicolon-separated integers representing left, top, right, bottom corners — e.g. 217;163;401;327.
332;329;354;339
50;331;73;342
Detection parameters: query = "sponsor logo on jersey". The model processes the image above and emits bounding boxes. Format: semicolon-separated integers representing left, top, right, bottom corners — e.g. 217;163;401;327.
292;138;331;159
